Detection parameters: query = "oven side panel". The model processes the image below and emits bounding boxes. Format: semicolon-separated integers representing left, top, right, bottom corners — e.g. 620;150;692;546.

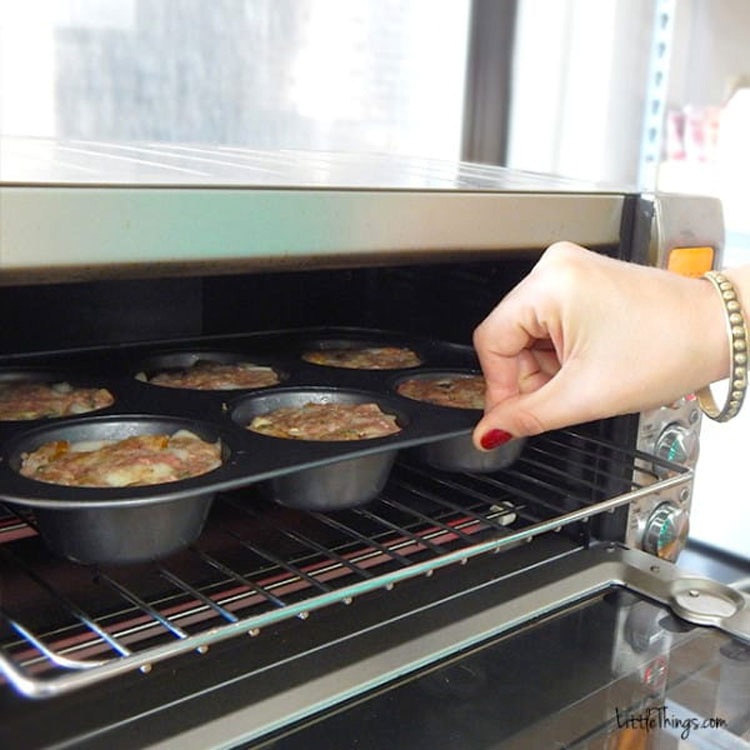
616;194;725;561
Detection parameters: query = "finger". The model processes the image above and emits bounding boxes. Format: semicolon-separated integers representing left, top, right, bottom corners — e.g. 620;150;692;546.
472;364;599;447
516;350;552;394
477;352;519;410
473;282;551;404
482;346;561;413
473;278;545;358
518;347;561;380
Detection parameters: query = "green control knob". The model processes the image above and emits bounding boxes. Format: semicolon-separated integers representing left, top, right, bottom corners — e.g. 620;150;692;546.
643;503;690;561
654;423;699;476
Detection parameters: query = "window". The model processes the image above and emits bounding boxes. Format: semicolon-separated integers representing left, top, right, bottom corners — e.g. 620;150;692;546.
0;0;470;159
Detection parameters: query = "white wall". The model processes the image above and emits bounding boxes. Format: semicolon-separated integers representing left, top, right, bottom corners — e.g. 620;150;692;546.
690;238;750;561
669;0;750;108
506;0;653;185
662;0;750;233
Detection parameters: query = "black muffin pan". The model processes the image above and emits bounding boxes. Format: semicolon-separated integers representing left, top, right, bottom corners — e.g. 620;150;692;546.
0;328;522;564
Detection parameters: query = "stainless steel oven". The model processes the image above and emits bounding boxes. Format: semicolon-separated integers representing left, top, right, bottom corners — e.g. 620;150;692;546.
0;138;747;749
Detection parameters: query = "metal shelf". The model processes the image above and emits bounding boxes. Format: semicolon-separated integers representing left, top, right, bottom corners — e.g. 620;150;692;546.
0;429;691;699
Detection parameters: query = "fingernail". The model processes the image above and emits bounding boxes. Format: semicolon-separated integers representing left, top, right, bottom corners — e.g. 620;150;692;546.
480;429;513;450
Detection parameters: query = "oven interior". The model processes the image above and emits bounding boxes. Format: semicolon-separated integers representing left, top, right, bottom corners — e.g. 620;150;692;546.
0;251;698;747
0;257;542;354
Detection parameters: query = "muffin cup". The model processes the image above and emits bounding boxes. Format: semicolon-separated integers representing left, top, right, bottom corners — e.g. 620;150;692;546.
406;432;525;473
0;368;115;423
132;350;285;391
2;416;231;565
257;452;397;512
299;338;425;370
231;388;408;510
34;498;214;565
393;370;526;473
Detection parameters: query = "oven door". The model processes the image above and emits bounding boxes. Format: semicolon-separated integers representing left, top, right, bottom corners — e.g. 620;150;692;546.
1;538;748;750
248;564;750;750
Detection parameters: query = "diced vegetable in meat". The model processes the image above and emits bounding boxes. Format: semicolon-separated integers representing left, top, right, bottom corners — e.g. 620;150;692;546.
0;382;114;421
143;361;279;390
19;431;221;488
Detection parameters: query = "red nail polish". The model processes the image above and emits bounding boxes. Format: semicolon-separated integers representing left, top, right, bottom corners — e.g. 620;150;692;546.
480;429;513;450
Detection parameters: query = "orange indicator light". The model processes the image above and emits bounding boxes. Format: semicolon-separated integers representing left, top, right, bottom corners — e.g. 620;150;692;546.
667;246;714;277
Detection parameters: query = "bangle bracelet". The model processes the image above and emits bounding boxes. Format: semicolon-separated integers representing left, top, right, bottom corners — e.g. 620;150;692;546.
695;270;749;422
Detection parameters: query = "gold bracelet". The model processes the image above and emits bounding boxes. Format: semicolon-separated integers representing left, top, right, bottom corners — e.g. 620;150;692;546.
695;270;749;422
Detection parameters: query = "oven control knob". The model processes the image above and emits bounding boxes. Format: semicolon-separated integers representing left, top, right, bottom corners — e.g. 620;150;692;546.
654;423;698;475
642;503;690;562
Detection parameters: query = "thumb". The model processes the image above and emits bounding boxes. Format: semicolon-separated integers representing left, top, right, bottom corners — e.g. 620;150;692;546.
472;366;596;449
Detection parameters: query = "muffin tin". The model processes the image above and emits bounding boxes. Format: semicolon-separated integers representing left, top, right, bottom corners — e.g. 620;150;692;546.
0;328;525;565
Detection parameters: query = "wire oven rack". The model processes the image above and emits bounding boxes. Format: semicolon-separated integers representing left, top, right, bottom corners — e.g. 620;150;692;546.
0;429;692;699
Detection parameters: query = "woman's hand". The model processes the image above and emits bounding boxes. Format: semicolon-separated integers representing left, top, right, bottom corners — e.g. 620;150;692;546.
472;242;730;449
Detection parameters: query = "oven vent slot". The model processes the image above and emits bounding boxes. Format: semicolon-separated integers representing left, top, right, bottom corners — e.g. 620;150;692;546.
0;429;691;699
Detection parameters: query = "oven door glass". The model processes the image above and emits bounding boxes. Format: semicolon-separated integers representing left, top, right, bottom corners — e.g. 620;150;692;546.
259;588;750;749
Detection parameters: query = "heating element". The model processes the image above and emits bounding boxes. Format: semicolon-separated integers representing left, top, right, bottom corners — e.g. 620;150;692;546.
0;428;691;699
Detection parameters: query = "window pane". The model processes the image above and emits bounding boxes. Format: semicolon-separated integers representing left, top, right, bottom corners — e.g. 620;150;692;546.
0;0;470;159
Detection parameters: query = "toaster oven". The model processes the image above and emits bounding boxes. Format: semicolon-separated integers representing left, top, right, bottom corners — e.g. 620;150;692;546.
0;138;747;749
